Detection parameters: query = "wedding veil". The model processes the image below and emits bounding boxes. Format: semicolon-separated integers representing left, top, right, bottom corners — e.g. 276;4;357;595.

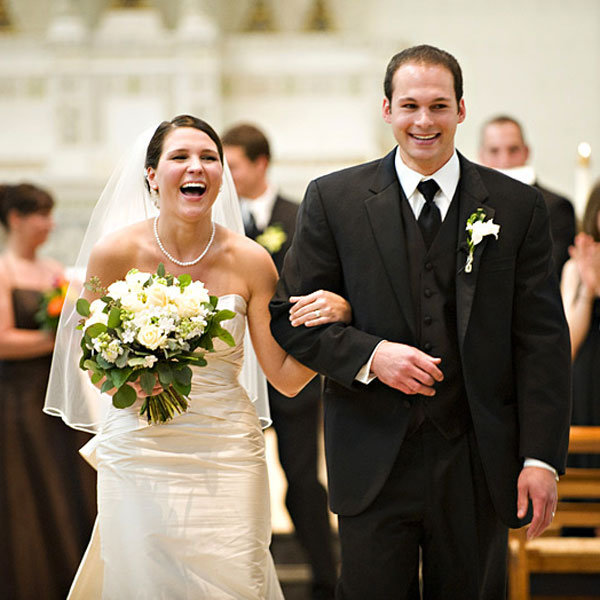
43;124;270;432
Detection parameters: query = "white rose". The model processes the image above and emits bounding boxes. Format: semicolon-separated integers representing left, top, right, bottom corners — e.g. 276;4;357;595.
84;310;108;331
174;282;210;318
89;298;107;315
137;324;167;350
146;282;169;308
120;292;145;313
106;280;129;300
125;270;152;292
186;281;210;304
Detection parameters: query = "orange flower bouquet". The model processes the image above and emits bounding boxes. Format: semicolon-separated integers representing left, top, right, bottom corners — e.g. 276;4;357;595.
36;277;69;332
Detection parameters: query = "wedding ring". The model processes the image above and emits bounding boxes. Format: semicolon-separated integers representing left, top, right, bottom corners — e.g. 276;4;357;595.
314;309;321;318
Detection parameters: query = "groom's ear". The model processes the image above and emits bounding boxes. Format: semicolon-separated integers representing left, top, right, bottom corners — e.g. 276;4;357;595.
382;97;392;124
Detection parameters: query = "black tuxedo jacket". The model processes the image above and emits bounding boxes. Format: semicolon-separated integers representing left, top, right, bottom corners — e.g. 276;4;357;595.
270;150;571;526
533;182;575;280
264;195;298;274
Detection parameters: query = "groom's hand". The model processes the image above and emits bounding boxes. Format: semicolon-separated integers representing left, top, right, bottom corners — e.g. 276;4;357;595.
517;467;558;539
371;341;443;395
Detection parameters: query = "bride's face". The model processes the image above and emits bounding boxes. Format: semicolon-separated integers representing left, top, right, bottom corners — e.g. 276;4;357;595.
147;127;223;221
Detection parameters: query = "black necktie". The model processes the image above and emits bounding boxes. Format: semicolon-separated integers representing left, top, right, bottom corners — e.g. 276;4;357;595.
417;179;441;249
243;210;259;239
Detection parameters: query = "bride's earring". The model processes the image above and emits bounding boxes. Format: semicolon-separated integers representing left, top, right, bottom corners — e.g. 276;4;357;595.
151;186;160;208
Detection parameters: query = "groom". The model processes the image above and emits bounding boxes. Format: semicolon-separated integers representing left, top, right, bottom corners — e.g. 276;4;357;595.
270;45;571;598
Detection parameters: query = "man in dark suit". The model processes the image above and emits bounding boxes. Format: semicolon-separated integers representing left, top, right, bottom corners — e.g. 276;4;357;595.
269;45;571;599
479;115;576;280
222;123;337;600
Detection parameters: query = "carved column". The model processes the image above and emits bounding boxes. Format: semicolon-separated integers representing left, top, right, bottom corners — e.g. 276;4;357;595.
305;0;334;31
243;0;275;32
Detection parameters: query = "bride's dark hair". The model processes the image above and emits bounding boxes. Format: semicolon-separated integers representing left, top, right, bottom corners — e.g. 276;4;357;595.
144;115;223;182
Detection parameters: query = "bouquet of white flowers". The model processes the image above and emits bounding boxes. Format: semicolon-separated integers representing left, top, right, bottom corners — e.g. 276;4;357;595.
76;263;235;424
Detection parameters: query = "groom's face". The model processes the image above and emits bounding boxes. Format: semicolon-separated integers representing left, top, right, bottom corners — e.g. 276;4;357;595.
382;61;466;175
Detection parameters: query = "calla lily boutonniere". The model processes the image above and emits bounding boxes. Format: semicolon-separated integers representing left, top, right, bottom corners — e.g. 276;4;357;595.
464;209;500;273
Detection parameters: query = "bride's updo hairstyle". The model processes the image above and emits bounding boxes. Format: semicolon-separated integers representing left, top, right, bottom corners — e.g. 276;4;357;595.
0;183;54;230
144;115;224;192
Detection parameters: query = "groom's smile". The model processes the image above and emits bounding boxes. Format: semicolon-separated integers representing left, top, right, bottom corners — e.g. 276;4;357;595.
382;61;466;176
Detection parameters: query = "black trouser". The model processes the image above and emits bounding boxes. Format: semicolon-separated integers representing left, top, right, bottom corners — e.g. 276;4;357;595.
269;378;337;588
336;420;508;600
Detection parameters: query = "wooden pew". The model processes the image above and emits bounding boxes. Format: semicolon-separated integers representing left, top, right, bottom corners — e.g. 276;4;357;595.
508;426;600;600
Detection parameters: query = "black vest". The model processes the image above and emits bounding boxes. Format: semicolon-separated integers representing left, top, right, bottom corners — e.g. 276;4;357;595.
399;185;471;439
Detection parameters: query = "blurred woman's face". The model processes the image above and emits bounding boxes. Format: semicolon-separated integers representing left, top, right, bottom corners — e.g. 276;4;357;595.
10;209;54;247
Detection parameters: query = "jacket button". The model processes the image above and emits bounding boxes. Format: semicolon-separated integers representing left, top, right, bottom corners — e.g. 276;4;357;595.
423;315;432;326
403;400;411;409
425;262;433;270
424;288;432;298
424;342;432;351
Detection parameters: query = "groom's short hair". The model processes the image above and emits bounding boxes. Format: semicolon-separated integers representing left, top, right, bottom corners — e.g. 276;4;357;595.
384;44;463;105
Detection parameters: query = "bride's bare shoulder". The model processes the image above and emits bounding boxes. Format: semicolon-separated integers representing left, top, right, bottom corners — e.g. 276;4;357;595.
88;220;151;281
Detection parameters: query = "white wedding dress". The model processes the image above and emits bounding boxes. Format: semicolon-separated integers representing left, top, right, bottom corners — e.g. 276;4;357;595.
69;294;284;600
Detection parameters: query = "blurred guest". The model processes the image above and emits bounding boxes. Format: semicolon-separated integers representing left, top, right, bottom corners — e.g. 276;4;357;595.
223;124;337;600
479;115;575;279
0;184;96;600
561;182;600;469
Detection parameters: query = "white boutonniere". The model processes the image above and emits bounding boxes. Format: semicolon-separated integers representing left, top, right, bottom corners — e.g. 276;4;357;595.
256;224;287;254
464;209;500;273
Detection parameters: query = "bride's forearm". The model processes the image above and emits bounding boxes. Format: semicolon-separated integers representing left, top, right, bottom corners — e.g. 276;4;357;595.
268;353;316;397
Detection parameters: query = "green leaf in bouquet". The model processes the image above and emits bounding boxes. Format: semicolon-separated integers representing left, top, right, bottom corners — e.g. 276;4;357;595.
127;356;148;367
209;295;218;310
173;365;192;386
95;355;113;370
101;379;115;393
187;354;207;367
83;359;100;373
110;367;133;389
140;370;157;396
91;371;104;385
157;263;166;278
178;273;192;289
214;309;236;324
157;362;173;386
115;349;130;369
107;307;122;329
216;327;235;348
113;384;136;409
76;298;91;317
85;322;107;339
172;379;191;397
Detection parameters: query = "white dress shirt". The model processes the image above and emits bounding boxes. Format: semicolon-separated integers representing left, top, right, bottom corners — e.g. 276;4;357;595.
240;185;277;231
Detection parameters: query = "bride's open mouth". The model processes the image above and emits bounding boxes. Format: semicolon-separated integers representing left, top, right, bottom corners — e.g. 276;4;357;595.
180;182;207;198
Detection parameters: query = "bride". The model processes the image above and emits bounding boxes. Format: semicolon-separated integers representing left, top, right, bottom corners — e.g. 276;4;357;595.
44;115;350;599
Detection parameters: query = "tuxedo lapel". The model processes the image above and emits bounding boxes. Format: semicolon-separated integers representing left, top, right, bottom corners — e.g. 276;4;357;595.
455;154;495;349
365;151;416;339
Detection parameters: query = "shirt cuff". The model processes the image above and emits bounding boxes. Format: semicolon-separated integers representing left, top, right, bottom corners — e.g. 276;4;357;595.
354;341;386;384
523;458;559;481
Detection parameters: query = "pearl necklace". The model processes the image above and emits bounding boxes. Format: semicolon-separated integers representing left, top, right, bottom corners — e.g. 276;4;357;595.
153;216;215;267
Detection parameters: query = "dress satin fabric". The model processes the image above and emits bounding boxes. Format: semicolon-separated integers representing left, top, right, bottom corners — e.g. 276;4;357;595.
69;294;283;599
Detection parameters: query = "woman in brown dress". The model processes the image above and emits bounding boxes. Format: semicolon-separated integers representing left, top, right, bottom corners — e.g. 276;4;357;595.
0;184;96;600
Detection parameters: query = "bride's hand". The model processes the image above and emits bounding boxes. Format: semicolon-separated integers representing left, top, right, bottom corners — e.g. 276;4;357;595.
289;290;352;327
129;377;163;398
88;372;162;398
